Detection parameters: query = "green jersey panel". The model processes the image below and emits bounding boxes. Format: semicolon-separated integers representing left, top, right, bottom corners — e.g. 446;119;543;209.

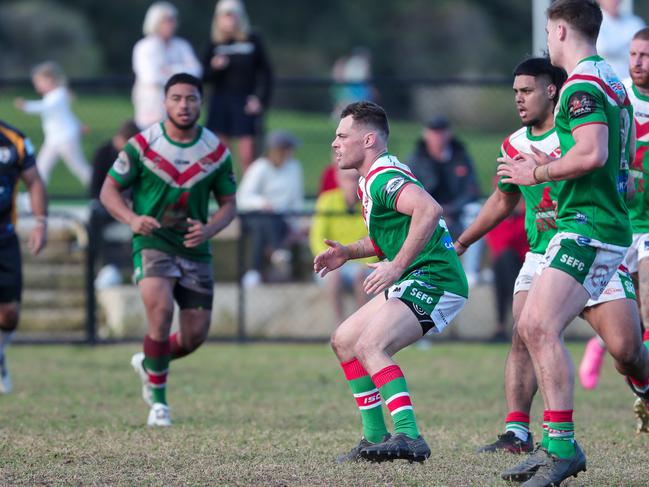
360;155;468;298
625;80;649;233
553;56;632;247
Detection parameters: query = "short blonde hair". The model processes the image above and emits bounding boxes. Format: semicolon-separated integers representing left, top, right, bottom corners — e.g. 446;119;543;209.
211;0;250;43
31;61;67;86
142;1;178;36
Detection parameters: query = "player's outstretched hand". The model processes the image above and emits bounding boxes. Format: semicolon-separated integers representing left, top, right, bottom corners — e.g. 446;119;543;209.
497;151;537;186
530;145;554;165
184;218;211;248
28;222;47;256
129;215;161;236
313;239;349;277
363;261;404;295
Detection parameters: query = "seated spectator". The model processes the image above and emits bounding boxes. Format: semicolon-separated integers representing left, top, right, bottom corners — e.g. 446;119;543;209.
318;160;338;194
237;131;303;286
407;115;483;285
89;120;140;288
310;166;375;324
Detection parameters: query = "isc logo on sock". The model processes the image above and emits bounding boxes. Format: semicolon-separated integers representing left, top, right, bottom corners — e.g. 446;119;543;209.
364;392;381;405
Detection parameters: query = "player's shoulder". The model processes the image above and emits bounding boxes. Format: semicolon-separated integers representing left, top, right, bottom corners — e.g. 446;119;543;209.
0;120;27;142
563;58;627;106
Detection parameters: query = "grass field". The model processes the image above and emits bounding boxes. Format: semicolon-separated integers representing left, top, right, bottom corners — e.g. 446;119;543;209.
1;342;647;486
0;90;504;199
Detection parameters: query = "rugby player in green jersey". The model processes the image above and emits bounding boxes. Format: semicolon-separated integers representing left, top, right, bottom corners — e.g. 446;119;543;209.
497;1;649;485
314;101;467;463
101;74;236;426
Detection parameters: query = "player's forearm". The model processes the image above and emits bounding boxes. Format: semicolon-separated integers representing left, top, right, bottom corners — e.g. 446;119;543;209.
99;180;138;226
26;176;48;221
345;236;376;260
534;128;608;183
457;190;518;247
205;200;236;237
392;203;440;271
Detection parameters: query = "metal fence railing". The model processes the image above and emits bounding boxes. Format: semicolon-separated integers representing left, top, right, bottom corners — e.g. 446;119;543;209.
7;76;534;344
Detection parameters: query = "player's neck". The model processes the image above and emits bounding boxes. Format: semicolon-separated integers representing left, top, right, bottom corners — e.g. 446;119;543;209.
531;115;554;137
358;147;388;177
561;43;598;75
635;83;649;97
163;120;199;143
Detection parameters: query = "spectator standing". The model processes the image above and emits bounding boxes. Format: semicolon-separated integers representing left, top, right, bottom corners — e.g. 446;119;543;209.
484;193;528;342
331;47;375;118
310;166;374;324
596;0;645;79
203;0;273;173
407;116;483;284
14;61;91;187
237;131;303;286
89;120;139;287
132;1;202;129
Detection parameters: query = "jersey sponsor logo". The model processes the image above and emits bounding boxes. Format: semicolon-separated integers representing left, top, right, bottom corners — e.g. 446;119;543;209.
174;159;191;166
568;91;598;119
384;177;406;195
576;236;591;246
644;240;649;251
113;151;130;175
534;186;557;233
575;212;588;224
559;253;585;271
0;147;12;164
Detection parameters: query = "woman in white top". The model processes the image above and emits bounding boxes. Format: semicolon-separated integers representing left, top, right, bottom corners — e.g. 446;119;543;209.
14;61;91;187
132;1;202;128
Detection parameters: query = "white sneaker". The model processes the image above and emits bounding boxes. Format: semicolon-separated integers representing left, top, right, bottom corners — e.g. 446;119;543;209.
147;402;171;426
0;354;11;394
130;352;153;406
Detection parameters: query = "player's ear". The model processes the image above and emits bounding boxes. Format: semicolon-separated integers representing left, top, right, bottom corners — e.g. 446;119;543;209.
364;132;376;149
547;83;557;101
557;22;567;41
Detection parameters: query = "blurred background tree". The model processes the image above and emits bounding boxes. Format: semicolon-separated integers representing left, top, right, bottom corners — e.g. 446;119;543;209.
1;0;646;78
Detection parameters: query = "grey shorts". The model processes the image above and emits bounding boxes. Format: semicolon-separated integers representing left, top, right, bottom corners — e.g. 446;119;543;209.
133;249;214;309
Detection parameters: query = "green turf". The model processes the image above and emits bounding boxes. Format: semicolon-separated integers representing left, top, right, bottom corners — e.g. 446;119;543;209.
0;91;504;199
0;342;646;485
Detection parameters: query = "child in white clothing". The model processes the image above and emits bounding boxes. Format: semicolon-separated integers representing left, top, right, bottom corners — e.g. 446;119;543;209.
14;61;91;187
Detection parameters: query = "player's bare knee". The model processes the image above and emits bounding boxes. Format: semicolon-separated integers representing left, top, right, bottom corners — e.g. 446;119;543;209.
0;304;19;331
330;328;353;360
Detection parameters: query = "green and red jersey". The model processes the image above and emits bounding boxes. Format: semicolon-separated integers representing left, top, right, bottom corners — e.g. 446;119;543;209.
553;55;632;247
358;153;468;298
108;122;236;262
624;78;649;233
499;126;562;254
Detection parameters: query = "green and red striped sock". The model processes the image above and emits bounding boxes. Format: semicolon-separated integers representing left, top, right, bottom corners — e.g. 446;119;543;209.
372;364;419;440
341;359;388;443
547;409;575;458
504;411;530;441
541;410;551;449
143;335;170;405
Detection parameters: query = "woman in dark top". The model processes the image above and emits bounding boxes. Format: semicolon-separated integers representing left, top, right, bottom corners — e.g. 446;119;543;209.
203;0;273;172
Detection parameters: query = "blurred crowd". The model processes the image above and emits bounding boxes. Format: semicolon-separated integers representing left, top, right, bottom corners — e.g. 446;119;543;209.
12;0;648;333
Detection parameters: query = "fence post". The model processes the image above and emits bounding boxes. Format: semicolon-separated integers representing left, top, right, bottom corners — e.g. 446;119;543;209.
236;215;246;342
84;212;97;345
